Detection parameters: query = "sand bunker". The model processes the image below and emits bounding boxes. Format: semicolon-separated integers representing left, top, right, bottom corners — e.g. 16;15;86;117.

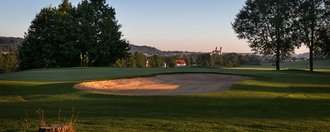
73;74;250;95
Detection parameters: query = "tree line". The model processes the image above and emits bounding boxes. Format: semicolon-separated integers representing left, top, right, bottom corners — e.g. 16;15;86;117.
18;0;129;69
0;50;260;72
114;52;261;68
232;0;329;71
194;53;261;67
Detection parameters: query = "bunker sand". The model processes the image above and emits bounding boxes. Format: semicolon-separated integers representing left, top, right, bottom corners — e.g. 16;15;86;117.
73;74;251;95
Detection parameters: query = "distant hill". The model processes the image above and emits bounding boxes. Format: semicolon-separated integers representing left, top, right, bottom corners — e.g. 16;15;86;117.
292;52;309;58
129;44;163;56
129;44;198;56
0;36;192;56
0;36;254;57
0;37;23;52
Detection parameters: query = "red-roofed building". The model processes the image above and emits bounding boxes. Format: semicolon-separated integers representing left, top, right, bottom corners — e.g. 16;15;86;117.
175;60;186;67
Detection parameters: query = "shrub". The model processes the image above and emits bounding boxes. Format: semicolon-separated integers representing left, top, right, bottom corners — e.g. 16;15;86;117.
0;52;19;73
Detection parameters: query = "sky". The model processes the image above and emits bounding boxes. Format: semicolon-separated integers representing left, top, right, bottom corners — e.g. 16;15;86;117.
0;0;308;53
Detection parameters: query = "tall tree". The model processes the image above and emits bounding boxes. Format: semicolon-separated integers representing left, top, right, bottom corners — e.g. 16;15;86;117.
317;28;330;56
232;0;299;70
19;7;57;69
19;0;129;69
76;0;129;66
294;0;328;71
54;0;80;67
75;0;95;67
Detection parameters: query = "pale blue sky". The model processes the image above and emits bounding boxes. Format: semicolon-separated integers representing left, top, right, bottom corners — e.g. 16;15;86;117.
0;0;307;53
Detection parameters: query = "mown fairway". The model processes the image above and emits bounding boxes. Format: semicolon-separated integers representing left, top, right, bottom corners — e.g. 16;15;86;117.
0;67;330;131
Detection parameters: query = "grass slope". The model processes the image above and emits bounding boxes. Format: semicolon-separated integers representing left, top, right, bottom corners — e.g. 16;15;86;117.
0;68;330;131
240;59;330;71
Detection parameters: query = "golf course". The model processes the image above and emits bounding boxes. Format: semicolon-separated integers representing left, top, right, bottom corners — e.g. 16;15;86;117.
1;0;329;131
1;61;330;131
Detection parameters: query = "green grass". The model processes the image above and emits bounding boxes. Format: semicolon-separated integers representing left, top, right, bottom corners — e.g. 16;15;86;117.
240;59;330;71
0;67;330;131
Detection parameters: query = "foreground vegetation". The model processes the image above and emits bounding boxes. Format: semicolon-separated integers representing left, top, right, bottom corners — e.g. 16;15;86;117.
0;66;330;131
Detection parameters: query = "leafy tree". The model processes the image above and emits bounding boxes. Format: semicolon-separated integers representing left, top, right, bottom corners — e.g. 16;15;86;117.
240;54;262;65
317;28;330;56
134;52;146;68
149;55;164;68
232;0;299;70
194;53;259;68
189;55;198;66
197;53;211;67
213;55;224;67
182;55;191;67
126;53;137;68
164;57;177;68
222;53;240;67
114;58;126;68
294;0;328;71
208;55;216;67
0;52;19;73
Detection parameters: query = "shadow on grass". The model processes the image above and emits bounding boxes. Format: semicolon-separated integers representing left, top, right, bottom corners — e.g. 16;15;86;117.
2;92;326;121
234;84;330;94
1;76;329;121
0;82;78;97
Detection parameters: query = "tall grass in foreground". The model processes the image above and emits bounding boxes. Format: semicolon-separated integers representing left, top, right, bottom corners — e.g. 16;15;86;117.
21;106;78;132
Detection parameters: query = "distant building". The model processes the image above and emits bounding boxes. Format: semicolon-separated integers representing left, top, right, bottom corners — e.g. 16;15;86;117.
175;60;186;67
210;47;222;55
146;60;149;67
163;62;167;68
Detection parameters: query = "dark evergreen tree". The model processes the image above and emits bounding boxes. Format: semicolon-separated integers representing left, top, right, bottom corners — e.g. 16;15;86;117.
54;0;80;67
76;0;129;66
19;0;129;69
75;0;95;67
19;7;57;69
